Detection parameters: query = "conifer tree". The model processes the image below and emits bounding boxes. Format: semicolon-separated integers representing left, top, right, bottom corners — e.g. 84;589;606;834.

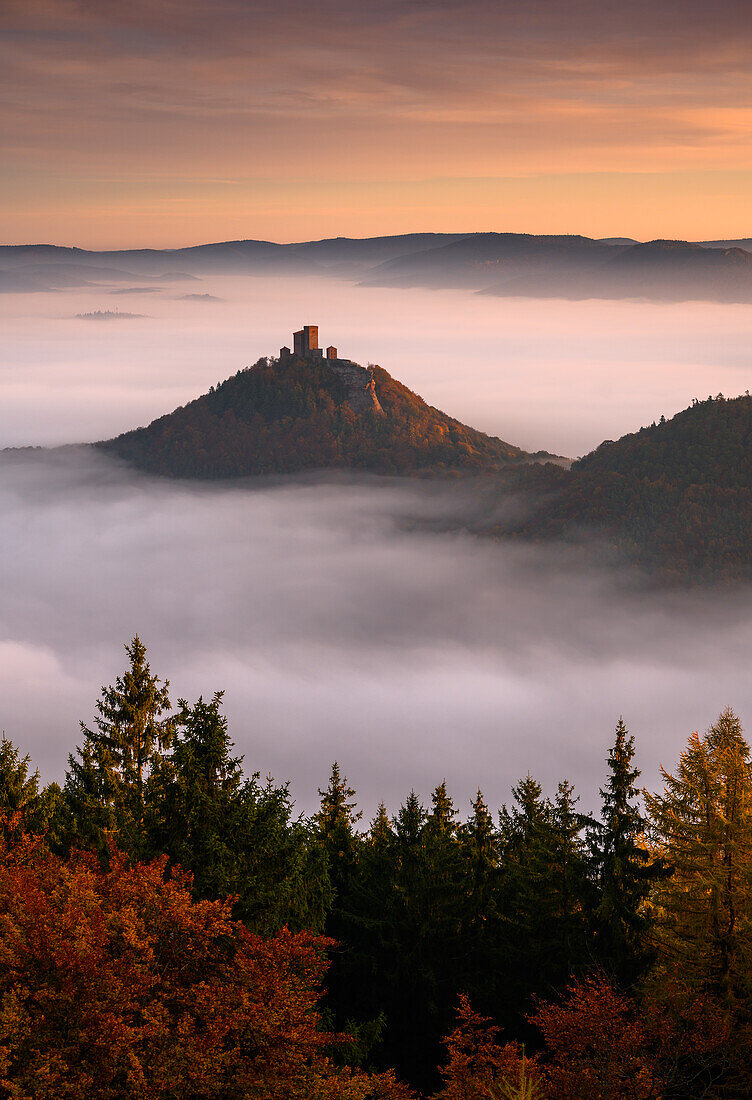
148;692;329;933
64;636;173;855
499;774;591;1018
0;734;60;840
645;707;752;1008
458;790;505;1007
550;779;591;977
593;718;662;987
317;761;362;903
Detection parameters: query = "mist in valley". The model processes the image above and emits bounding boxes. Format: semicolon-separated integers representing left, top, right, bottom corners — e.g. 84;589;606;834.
2;273;752;816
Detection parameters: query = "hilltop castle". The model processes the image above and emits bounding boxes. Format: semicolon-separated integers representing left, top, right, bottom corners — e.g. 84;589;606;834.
279;325;384;416
280;325;338;362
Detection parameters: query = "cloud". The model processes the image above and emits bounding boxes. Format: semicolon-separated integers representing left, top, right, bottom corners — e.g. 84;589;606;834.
3;0;752;244
4;276;752;819
2;443;751;820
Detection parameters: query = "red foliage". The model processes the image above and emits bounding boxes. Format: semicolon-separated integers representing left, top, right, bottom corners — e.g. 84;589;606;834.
436;993;539;1100
530;974;662;1100
0;823;414;1100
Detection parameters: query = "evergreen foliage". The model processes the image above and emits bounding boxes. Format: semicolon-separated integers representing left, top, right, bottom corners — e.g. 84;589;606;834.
591;719;665;987
63;635;173;856
0;734;60;839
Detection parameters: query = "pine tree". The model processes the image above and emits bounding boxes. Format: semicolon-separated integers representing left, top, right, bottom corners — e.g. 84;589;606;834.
593;718;663;987
64;636;173;855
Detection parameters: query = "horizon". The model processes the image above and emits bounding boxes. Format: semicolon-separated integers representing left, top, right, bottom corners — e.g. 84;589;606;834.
6;227;752;254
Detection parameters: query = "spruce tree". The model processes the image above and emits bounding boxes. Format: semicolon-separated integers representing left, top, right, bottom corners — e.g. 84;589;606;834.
460;789;502;999
499;774;590;1021
317;761;361;904
64;636;173;855
593;718;662;987
148;692;329;933
550;779;591;978
0;734;60;840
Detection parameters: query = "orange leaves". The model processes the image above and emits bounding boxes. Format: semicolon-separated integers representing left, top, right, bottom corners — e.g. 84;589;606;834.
530;975;662;1100
0;818;408;1100
436;993;538;1100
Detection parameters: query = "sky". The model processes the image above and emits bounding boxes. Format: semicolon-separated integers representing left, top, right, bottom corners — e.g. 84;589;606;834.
3;0;752;247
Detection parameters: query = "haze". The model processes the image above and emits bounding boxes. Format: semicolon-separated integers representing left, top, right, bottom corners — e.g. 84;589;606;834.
3;275;752;815
4;274;752;457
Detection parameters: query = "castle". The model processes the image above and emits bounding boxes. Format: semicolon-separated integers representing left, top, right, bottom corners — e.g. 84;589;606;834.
279;325;384;416
280;325;338;362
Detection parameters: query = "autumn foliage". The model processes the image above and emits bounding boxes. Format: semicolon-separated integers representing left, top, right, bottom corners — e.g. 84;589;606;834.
529;975;662;1100
102;355;523;479
0;820;411;1100
435;994;539;1100
6;640;752;1097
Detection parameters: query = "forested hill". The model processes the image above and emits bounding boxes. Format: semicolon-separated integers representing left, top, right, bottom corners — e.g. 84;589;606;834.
510;394;752;581
98;354;532;477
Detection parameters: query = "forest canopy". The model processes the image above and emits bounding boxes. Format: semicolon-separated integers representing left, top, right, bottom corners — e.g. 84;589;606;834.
100;355;526;478
3;638;752;1097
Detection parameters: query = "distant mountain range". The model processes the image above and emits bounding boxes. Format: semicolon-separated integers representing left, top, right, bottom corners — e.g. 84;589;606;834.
4;232;752;302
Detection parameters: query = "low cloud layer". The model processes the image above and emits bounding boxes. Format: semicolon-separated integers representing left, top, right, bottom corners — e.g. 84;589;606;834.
5;275;752;457
3;445;752;819
4;278;752;818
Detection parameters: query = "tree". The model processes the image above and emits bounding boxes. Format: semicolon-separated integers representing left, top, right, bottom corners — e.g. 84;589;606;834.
530;974;662;1100
549;780;591;979
64;636;173;855
592;719;663;987
0;819;412;1100
645;707;752;1011
435;993;537;1100
459;790;504;1003
498;775;576;1014
318;761;362;904
147;693;329;933
0;734;60;840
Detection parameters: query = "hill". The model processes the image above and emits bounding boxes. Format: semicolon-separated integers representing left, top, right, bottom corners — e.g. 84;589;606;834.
7;232;752;302
98;352;532;478
481;239;752;303
507;394;752;582
361;232;621;290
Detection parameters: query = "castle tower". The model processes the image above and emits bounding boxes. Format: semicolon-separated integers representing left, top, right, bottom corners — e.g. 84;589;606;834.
293;325;318;357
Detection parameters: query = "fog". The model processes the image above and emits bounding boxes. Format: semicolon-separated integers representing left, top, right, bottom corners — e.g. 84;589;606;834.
5;274;752;457
2;274;752;816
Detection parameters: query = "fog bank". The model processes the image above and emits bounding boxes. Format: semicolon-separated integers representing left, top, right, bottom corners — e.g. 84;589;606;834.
2;447;751;817
4;274;752;457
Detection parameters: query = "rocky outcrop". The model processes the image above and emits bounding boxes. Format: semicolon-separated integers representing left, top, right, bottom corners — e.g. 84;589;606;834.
329;360;385;416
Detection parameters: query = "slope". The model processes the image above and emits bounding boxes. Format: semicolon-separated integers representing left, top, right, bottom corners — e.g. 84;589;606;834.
509;394;752;581
98;353;530;478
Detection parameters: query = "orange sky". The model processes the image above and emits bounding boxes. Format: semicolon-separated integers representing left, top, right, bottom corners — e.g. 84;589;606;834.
3;0;752;247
